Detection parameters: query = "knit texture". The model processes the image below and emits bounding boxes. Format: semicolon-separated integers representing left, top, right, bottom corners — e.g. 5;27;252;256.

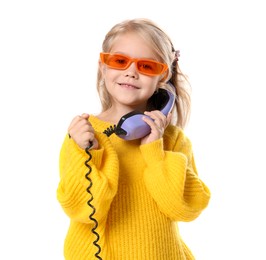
57;115;210;260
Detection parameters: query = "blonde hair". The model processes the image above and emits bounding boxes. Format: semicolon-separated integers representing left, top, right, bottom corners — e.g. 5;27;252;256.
96;18;191;128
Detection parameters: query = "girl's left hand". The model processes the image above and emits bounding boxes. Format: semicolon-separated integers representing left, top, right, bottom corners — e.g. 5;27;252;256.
140;110;172;145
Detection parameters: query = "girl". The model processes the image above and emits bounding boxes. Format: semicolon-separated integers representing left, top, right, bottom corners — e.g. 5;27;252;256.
57;18;211;260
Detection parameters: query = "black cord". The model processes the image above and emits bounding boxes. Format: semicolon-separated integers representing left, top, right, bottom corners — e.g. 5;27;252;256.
85;142;102;260
103;125;117;137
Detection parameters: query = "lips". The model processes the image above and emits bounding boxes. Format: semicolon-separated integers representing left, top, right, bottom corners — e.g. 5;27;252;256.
118;83;140;89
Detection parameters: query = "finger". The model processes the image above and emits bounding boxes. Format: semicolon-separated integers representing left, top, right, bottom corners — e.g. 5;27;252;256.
82;132;99;150
144;111;166;127
80;123;94;134
68;118;93;140
85;140;94;150
142;115;158;129
86;138;99;150
153;110;170;128
144;110;166;120
70;121;93;140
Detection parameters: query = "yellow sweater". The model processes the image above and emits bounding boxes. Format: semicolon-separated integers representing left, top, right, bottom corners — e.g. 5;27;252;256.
57;115;210;260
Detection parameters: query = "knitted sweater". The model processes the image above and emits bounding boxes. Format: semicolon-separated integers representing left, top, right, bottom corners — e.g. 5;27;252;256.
57;115;210;260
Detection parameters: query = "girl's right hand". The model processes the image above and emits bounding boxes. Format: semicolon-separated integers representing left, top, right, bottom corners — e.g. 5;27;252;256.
67;113;99;150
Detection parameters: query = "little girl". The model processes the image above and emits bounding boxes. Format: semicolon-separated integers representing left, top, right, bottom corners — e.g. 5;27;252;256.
57;18;211;260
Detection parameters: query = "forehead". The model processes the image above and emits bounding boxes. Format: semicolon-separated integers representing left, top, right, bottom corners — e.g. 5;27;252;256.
110;33;156;59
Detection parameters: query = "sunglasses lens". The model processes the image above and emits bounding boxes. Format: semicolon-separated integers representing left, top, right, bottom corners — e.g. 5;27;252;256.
137;61;165;75
103;54;130;69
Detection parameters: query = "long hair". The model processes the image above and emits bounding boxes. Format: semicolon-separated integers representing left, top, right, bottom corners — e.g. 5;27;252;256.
96;18;191;128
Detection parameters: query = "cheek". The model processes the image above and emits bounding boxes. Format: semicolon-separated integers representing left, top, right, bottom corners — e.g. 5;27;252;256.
104;68;119;82
144;77;160;92
104;70;120;92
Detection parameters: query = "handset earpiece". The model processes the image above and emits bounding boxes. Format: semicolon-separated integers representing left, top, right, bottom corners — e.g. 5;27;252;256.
115;85;175;140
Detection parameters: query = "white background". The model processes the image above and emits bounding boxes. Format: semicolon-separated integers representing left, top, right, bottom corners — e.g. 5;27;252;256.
1;1;265;259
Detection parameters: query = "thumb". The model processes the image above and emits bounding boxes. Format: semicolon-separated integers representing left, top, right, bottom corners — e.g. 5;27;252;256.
81;113;90;119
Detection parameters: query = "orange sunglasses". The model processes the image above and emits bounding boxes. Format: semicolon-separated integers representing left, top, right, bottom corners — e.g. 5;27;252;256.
100;52;168;76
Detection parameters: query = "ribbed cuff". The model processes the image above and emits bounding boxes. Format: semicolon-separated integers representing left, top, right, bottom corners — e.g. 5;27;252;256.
140;139;165;165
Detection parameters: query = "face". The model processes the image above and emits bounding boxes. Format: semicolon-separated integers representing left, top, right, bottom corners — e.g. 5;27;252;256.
100;33;163;112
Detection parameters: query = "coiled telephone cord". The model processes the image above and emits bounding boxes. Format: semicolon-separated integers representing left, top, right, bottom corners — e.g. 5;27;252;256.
85;142;102;260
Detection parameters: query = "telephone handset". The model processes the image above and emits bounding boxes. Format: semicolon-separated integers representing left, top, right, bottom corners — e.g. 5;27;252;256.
113;87;175;140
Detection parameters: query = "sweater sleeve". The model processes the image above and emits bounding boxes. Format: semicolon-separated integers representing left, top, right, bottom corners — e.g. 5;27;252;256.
57;132;119;224
140;129;210;222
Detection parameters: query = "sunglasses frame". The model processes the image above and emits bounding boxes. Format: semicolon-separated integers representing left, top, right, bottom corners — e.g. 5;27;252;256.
100;52;168;77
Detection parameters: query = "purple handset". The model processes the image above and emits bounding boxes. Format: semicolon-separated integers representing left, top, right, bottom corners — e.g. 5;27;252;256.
115;88;175;140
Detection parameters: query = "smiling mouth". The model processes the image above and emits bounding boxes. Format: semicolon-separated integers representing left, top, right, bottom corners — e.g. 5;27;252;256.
118;83;140;89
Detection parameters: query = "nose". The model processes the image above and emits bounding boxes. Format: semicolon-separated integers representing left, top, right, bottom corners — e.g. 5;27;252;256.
124;61;139;78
